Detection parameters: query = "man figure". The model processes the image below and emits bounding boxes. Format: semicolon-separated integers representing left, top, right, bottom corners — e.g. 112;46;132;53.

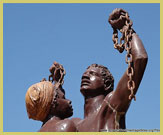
77;8;148;131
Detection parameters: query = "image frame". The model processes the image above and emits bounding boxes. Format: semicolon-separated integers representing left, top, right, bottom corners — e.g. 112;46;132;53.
0;0;162;135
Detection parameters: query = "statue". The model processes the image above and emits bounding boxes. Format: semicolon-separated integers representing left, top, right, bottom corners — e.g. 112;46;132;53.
25;62;77;132
76;8;148;131
25;8;148;132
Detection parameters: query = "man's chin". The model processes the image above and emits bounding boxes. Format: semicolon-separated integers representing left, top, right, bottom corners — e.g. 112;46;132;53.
80;86;94;97
80;86;88;93
80;85;91;91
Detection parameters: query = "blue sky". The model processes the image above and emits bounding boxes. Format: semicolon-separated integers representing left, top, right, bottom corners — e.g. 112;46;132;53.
3;3;160;132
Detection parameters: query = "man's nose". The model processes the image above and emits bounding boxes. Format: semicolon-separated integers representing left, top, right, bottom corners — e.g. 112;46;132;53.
84;71;90;75
82;72;90;80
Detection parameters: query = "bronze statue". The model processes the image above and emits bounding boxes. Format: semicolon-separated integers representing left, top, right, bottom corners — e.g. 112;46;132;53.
25;8;148;132
25;62;77;132
76;8;148;131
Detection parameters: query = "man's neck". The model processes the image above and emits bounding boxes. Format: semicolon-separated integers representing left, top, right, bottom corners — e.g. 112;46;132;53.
84;94;105;118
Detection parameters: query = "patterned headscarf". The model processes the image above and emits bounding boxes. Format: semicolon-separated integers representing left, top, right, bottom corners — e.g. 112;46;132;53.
25;81;56;121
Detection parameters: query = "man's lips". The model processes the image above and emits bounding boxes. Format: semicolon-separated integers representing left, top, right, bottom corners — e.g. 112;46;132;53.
81;79;90;87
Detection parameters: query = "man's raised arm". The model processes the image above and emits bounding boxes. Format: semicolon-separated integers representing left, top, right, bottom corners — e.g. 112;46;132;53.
108;9;148;112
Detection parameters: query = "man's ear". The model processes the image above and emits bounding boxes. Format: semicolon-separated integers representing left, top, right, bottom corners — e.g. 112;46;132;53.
105;84;112;91
104;79;110;91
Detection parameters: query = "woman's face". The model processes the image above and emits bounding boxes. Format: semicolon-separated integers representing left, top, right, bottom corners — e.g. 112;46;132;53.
51;88;73;119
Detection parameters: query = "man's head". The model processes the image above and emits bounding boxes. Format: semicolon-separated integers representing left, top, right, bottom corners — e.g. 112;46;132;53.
25;81;73;122
80;64;114;97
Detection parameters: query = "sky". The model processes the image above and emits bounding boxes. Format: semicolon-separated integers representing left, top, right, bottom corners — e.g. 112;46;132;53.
3;3;160;132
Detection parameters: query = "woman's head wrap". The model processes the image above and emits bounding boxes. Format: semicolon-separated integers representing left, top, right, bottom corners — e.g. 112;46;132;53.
25;81;56;121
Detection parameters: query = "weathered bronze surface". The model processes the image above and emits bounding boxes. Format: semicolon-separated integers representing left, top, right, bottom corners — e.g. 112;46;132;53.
26;62;77;132
25;8;148;132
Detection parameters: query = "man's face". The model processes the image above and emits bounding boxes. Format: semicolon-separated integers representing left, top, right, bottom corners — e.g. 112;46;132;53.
80;67;105;97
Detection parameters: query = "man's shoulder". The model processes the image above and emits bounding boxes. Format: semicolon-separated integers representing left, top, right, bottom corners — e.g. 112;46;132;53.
105;91;114;101
71;118;82;125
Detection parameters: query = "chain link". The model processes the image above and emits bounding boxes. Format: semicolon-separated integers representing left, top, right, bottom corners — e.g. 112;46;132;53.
49;62;66;89
112;12;136;101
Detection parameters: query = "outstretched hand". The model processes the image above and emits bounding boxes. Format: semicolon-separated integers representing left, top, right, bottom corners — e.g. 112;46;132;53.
108;8;127;30
49;62;65;84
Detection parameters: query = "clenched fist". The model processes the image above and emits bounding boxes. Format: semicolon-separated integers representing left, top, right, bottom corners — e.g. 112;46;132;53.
108;8;127;30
